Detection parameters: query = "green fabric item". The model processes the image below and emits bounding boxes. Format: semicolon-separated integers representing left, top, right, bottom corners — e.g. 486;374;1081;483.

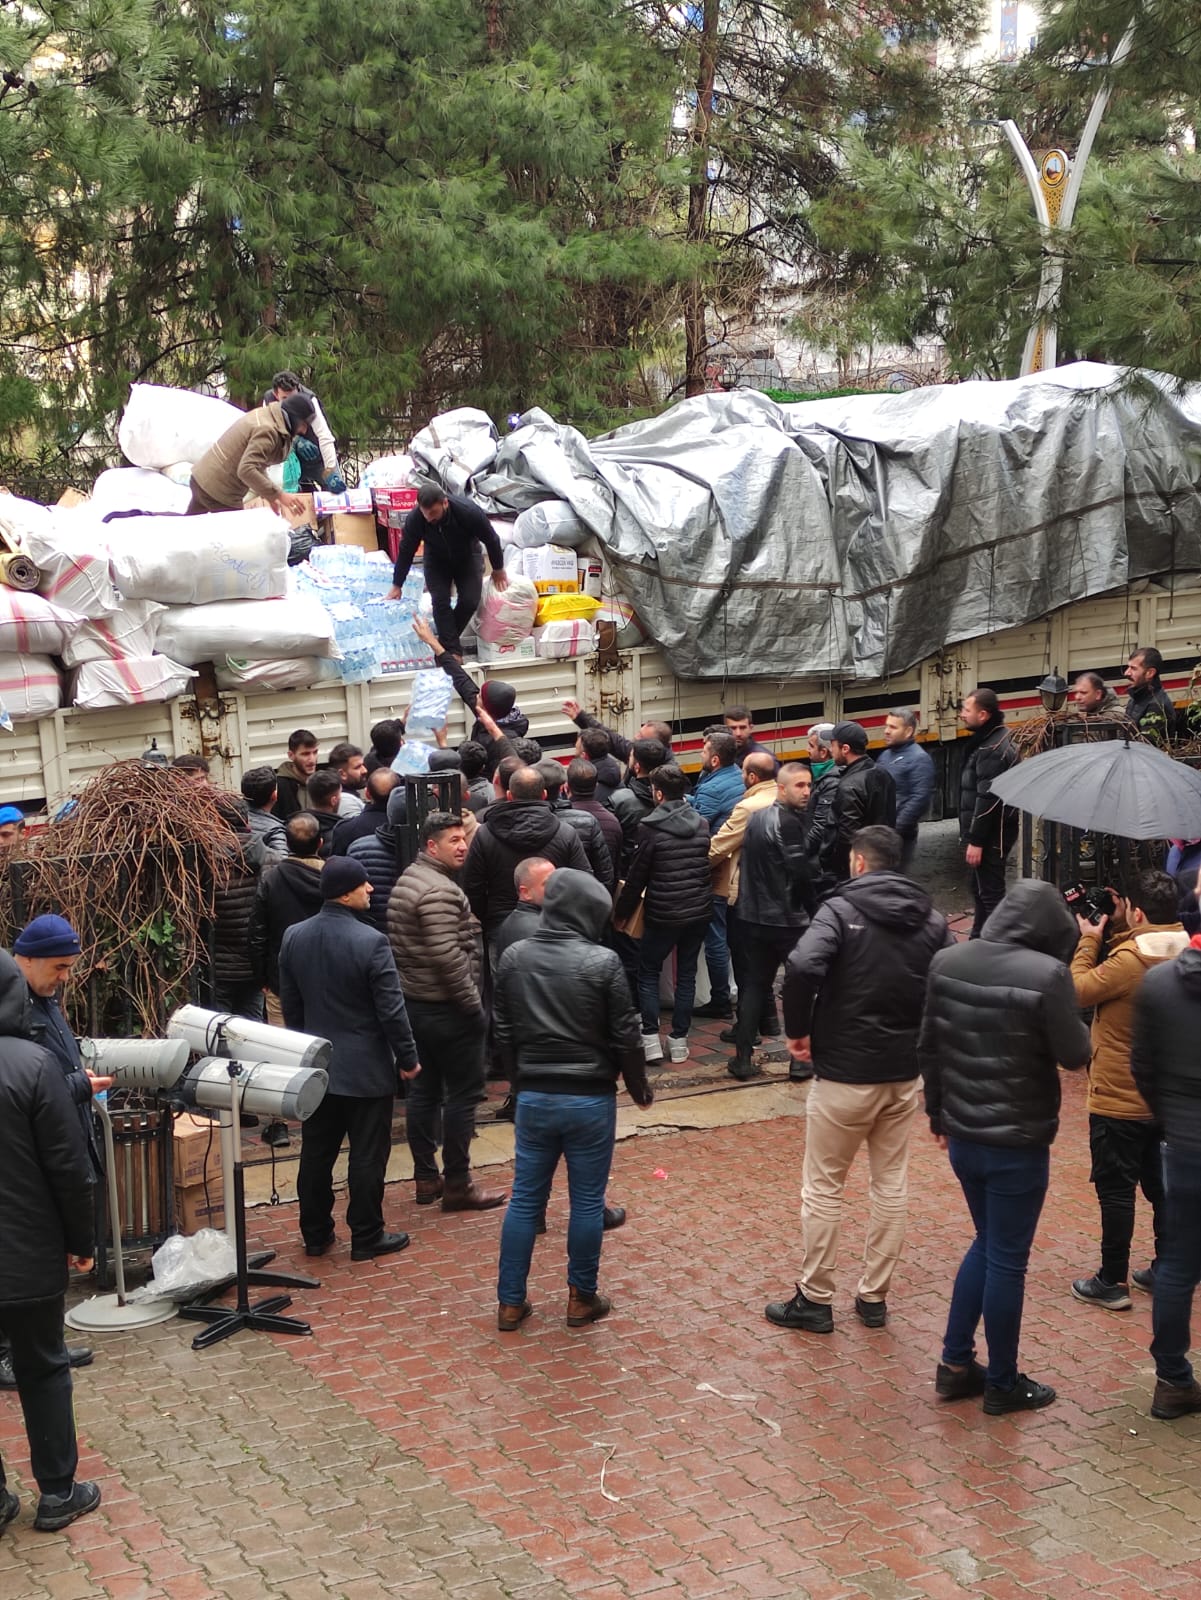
282;449;301;492
810;757;834;780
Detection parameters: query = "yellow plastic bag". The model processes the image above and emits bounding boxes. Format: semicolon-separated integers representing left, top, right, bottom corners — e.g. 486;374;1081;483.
534;592;601;625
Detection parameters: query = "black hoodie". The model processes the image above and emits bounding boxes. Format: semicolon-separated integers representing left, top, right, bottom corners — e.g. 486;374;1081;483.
919;880;1091;1147
1132;942;1201;1151
783;870;952;1083
248;854;325;990
493;870;650;1102
616;799;711;927
462;800;590;933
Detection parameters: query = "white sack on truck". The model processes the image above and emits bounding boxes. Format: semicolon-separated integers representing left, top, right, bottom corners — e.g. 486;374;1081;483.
117;384;242;471
155;595;337;665
106;509;290;605
0;589;82;656
409;408;498;496
0;654;61;720
21;519;119;618
90;467;191;518
71;655;194;709
60;600;164;667
512;501;591;550
214;655;341;693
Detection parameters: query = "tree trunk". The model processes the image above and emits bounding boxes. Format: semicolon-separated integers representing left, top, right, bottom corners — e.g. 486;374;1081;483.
684;0;719;398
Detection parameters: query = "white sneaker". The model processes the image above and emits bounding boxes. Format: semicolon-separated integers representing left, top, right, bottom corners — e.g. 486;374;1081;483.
667;1034;689;1064
642;1031;663;1062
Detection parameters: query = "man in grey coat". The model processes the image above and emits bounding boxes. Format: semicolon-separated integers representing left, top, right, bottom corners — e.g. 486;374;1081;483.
280;857;420;1263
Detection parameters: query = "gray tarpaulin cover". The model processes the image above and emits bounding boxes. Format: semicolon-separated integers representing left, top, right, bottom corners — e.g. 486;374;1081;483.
454;363;1201;682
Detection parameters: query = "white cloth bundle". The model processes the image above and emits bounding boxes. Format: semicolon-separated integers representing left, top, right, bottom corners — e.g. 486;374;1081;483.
0;653;61;719
71;656;194;708
60;600;163;667
106;509;290;605
118;384;242;470
0;589;82;656
155;595;337;665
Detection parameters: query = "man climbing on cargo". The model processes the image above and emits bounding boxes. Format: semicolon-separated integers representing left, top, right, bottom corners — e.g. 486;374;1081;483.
186;394;315;519
386;487;508;658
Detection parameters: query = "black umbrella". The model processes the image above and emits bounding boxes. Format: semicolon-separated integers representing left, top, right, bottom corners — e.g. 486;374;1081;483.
988;738;1201;841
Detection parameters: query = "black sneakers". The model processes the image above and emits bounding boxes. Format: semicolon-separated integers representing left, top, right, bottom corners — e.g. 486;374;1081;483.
854;1296;887;1328
34;1481;101;1532
692;998;733;1020
983;1374;1056;1415
1151;1377;1201;1420
350;1231;410;1262
0;1488;17;1532
1071;1274;1132;1311
764;1287;833;1334
727;1055;763;1081
1132;1266;1155;1294
936;1360;988;1400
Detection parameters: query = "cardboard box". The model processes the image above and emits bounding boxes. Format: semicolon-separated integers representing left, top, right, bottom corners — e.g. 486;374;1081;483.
522;544;579;594
174;1183;224;1234
373;487;418;514
476;635;537;665
173;1113;221;1189
331;512;380;552
314;487;373;516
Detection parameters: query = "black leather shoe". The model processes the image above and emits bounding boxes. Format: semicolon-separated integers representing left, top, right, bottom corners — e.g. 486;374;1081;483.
304;1236;336;1258
854;1296;887;1328
720;1026;760;1046
602;1205;626;1230
764;1287;833;1333
727;1055;763;1081
34;1481;101;1532
983;1373;1056;1415
936;1359;988;1400
0;1488;18;1531
759;1016;782;1038
351;1231;410;1262
692;998;733;1020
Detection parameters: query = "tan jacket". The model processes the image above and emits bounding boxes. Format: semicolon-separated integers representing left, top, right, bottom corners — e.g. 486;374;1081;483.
190;403;294;509
1071;922;1189;1119
709;779;777;901
387;851;483;1013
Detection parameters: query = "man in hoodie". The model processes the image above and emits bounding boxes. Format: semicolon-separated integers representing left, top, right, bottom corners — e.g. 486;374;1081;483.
566;759;623;880
0;951;100;1533
387;488;508;657
329;768;399;857
1070;871;1188;1312
275;728;320;821
248;815;325;1019
824;722;896;883
1124;647;1178;742
614;764;712;1064
539;760;613;890
766;827;950;1335
920;881;1091;1414
874;711;934;874
1131;871;1201;1420
348;784;408;935
463;766;590;949
414;614;529;770
689;728;747;1022
608;737;669;867
959;688;1018;938
187;394;313;519
494;871;653;1332
240;766;287;858
388;813;506;1214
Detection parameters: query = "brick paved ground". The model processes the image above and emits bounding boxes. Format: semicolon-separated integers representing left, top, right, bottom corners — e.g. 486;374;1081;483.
5;1064;1201;1598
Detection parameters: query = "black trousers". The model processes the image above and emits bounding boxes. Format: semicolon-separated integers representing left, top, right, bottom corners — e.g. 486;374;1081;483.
425;547;484;655
1089;1113;1164;1284
728;913;778;1034
297;1092;394;1249
734;923;801;1056
405;1000;487;1184
969;843;1012;939
0;1296;77;1496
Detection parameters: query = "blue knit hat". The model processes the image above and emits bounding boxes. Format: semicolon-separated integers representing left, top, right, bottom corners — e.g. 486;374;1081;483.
13;915;82;958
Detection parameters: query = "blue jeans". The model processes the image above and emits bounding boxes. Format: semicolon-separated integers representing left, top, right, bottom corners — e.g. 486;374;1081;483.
1151;1143;1201;1385
704;896;730;1005
637;917;708;1036
942;1139;1049;1391
497;1092;616;1306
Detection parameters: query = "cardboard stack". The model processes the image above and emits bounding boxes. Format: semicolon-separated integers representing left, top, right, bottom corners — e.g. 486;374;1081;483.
172;1112;224;1233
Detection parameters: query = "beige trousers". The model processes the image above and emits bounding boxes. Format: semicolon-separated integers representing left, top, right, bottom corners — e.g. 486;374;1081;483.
265;991;285;1028
798;1076;920;1305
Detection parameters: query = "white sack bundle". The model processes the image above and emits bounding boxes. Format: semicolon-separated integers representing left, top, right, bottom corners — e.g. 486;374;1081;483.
155;595;337;665
106;508;289;605
118;384;242;470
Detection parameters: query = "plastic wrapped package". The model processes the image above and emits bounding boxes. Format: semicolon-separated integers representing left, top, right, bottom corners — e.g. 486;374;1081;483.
154;595;337;665
117;384;242;471
0;589;82;655
21;518;119;617
534;592;600;625
129;1229;236;1296
476;574;538;646
512;501;592;549
89;467;191;518
0;493;55;539
106;509;290;604
0;653;61;719
71;655;194;709
597;595;650;649
409;408;499;495
407;669;454;737
359;453;415;489
390;740;432;775
214;655;342;693
60;600;164;666
533;620;597;659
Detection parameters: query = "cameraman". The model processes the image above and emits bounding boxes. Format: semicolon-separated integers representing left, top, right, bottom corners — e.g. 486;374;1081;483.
1069;871;1188;1311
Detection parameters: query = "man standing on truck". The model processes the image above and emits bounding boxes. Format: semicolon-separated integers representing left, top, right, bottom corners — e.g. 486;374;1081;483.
959;688;1018;939
386;487;508;658
186;395;314;519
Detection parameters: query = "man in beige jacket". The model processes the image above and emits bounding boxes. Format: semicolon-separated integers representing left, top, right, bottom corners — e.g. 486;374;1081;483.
187;395;313;517
709;751;778;1041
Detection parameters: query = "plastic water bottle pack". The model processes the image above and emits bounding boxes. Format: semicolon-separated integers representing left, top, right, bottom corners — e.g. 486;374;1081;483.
296;550;433;681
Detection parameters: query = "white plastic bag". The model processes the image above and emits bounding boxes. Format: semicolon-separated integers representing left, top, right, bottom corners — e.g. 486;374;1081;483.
128;1227;237;1300
475;573;538;646
0;589;82;655
359;453;414;489
0;654;61;720
22;517;120;618
533;620;597;659
89;467;191;518
118;384;242;470
155;595;337;664
513;501;592;549
214;655;342;693
106;508;290;604
71;655;194;708
60;600;164;666
407;669;455;738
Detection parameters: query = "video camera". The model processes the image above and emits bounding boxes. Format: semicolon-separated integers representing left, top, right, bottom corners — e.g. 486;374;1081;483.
1062;882;1117;925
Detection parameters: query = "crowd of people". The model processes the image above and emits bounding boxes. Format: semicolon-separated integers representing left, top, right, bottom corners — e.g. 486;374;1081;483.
1;641;1200;1535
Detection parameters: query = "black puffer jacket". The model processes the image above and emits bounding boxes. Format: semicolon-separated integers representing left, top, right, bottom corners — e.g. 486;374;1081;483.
349;822;402;935
550;797;614;889
248;855;325;991
958;715;1018;849
1125;681;1178;742
213;827;266;991
0;953;94;1305
919;880;1091;1147
463;801;589;934
1132;944;1201;1152
736;803;814;930
494;871;651;1103
825;756;896;881
615;799;711;927
610;774;656;868
784;871;951;1083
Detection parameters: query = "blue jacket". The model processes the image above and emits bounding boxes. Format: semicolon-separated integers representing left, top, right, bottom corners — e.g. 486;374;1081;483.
688;764;744;837
876;741;935;838
280;902;417;1097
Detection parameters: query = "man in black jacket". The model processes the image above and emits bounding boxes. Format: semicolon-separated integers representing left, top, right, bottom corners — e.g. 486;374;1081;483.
804;724;841;896
281;857;420;1262
463;767;589;947
823;722;896;883
959;687;1018;938
919;881;1091;1414
561;697;673;767
727;763;814;1082
494;871;652;1331
387;487;508;657
614;765;711;1065
494;858;555;960
539;760;614;890
0;951;100;1533
211;799;270;1020
1131;920;1201;1419
566;759;623;880
608;737;669;867
1123;646;1178;743
329;768;399;856
248;815;325;1020
766;827;950;1335
348;784;407;936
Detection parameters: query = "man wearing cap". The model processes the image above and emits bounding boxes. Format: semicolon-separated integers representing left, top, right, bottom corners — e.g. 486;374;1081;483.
279;857;421;1262
0;806;25;853
823;722;896;883
186;394;314;519
4;916;112;1388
